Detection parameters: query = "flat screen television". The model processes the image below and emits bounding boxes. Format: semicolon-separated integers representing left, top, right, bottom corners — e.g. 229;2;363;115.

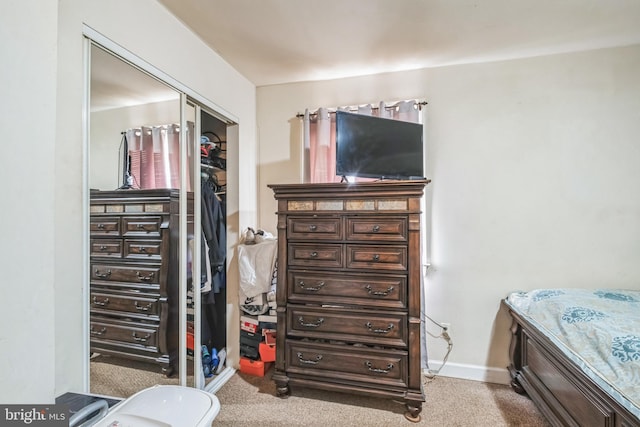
335;110;424;180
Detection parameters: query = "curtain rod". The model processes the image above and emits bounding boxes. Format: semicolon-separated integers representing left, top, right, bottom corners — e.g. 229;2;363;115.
296;100;427;118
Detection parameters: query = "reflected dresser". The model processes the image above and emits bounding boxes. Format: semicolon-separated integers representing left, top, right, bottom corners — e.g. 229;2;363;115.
89;189;191;375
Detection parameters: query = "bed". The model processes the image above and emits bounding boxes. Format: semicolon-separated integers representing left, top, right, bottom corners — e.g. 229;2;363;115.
502;288;640;427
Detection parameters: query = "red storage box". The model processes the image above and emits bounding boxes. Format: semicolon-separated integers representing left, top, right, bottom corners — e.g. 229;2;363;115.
186;322;195;355
240;357;270;377
263;329;276;346
259;342;275;362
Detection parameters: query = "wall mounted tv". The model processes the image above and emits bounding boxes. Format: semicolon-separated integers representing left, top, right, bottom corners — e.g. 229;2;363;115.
335;110;424;180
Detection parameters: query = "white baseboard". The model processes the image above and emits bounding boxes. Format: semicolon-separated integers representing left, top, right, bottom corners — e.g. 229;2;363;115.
424;361;511;385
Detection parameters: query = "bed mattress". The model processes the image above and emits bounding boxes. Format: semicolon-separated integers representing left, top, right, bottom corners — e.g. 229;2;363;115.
505;288;640;419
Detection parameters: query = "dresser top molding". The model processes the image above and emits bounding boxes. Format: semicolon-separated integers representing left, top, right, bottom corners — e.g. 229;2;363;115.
268;180;430;201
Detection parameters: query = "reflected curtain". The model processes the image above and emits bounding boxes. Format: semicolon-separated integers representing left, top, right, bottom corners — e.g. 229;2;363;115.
126;122;194;190
303;100;421;183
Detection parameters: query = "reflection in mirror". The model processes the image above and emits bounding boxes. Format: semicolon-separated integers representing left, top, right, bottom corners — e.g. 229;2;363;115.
184;100;197;389
88;43;186;397
88;43;230;398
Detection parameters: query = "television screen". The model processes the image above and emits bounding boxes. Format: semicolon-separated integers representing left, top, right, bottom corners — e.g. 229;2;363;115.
335;111;424;180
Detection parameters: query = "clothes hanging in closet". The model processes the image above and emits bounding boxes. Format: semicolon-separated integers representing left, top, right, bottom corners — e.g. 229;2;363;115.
200;179;227;352
202;180;226;295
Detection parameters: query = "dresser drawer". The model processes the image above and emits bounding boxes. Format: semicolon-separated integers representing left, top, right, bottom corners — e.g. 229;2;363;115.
90;290;161;319
90;239;123;258
287;306;407;347
346;217;407;242
122;216;164;237
286;340;408;389
288;270;407;309
90;318;159;349
91;264;161;286
346;245;407;271
287;217;342;240
90;217;121;237
288;243;343;268
124;239;163;260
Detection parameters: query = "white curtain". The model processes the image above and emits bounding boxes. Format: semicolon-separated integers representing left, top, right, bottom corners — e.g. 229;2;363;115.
126;122;194;190
303;100;422;183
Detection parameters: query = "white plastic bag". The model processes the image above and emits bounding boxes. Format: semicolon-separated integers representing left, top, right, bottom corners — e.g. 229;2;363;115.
238;238;277;298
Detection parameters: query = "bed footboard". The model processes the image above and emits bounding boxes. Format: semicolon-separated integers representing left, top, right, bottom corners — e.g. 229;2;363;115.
503;300;640;427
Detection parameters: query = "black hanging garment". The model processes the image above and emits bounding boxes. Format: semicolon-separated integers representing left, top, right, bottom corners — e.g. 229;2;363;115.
201;181;227;351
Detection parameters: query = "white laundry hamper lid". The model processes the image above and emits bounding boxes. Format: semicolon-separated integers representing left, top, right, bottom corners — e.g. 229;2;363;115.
95;385;220;427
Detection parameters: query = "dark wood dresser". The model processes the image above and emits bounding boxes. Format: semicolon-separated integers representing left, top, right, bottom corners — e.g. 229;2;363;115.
89;189;191;374
268;180;429;422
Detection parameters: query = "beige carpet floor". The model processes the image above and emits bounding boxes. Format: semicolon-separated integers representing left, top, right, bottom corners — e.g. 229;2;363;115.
90;355;184;397
214;370;550;427
91;355;550;426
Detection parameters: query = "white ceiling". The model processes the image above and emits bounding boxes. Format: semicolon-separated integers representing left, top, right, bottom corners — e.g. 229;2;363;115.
91;46;179;112
91;1;640;111
157;0;640;87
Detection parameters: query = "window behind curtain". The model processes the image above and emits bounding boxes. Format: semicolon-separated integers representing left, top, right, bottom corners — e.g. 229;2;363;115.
303;100;422;183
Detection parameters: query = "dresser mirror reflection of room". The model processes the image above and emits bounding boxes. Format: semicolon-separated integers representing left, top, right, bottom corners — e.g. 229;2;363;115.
87;42;229;398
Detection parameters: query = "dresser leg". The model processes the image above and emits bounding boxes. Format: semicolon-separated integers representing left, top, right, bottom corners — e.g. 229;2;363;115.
275;384;290;398
404;402;422;423
162;365;175;378
273;372;290;398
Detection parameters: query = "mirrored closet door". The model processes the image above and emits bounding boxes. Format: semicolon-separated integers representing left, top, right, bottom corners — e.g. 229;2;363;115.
87;40;231;398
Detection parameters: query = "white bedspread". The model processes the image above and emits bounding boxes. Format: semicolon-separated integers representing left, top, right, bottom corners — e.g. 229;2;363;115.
505;288;640;419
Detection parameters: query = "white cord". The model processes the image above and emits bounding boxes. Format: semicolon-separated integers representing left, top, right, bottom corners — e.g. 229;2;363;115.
424;330;453;379
422;312;453;379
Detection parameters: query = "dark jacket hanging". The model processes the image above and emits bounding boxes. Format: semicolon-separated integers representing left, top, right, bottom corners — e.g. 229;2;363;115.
201;181;226;296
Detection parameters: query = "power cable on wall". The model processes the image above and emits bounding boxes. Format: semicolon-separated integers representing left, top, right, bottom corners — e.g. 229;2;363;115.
422;312;453;381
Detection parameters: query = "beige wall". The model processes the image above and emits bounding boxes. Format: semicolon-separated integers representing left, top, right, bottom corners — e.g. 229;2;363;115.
257;44;640;382
0;0;58;403
0;0;257;403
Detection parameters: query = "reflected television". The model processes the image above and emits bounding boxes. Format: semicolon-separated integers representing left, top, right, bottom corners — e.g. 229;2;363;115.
335;111;424;180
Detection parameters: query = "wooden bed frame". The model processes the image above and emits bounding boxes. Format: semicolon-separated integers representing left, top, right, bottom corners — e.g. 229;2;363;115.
502;300;640;427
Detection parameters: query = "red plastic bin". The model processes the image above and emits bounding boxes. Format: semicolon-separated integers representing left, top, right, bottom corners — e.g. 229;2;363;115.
259;343;276;362
240;357;270;376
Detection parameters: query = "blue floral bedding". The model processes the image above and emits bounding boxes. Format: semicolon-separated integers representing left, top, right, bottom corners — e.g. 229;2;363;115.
505;288;640;419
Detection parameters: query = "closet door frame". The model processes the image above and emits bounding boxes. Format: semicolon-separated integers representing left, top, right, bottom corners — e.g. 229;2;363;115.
82;26;237;392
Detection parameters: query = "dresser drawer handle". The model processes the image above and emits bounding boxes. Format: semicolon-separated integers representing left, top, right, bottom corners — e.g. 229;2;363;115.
134;301;153;311
136;271;155;282
365;361;394;374
136;224;146;230
372;254;380;261
298;316;324;328
297;280;325;292
297;352;323;365
366;322;394;334
96;223;105;229
137;246;147;253
94;269;111;279
310;251;318;258
92;297;110;307
132;332;151;342
309;225;317;231
90;326;106;336
99;245;108;251
365;285;394;297
372;225;380;232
